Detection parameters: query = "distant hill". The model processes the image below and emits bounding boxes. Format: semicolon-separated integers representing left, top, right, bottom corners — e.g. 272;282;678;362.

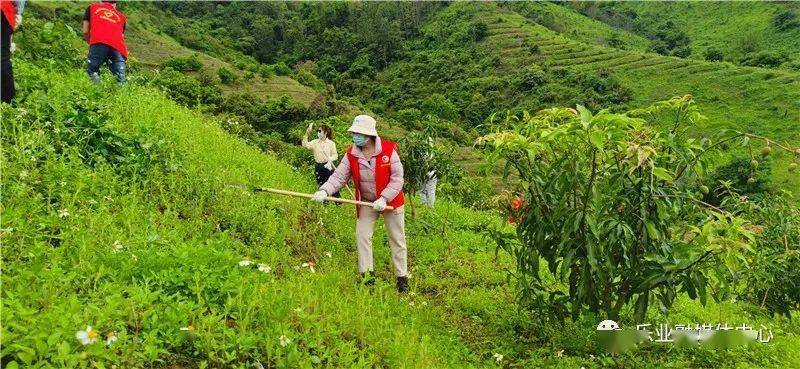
564;2;800;68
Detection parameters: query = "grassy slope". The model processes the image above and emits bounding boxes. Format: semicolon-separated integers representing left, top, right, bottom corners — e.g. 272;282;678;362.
502;2;650;52
3;61;800;369
30;1;319;106
461;2;800;193
605;2;800;65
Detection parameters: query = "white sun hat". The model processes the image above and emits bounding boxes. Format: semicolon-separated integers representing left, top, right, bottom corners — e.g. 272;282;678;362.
348;115;378;136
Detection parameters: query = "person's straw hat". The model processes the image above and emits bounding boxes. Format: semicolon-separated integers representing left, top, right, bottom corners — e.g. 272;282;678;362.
348;115;378;136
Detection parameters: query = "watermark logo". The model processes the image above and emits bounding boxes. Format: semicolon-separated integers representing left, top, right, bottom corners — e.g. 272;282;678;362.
596;320;773;353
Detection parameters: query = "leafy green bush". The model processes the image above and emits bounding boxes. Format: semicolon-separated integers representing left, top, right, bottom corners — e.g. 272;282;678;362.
480;97;754;320
159;54;203;72
258;64;275;79
704;48;724;62
15;18;83;68
218;94;310;139
726;195;800;318
142;68;222;108
217;66;238;85
706;155;772;205
649;21;691;57
272;62;292;76
466;21;489;41
772;9;800;31
395;108;423;129
740;51;787;68
295;70;326;90
398;130;461;201
421;94;459;121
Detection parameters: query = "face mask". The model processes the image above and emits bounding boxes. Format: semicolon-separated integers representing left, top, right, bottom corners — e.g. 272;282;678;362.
317;131;324;140
352;134;367;147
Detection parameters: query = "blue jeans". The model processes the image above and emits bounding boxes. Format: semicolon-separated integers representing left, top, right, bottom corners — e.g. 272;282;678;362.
87;43;126;84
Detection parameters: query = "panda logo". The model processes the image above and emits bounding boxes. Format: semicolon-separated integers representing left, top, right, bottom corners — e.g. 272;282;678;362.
596;320;620;331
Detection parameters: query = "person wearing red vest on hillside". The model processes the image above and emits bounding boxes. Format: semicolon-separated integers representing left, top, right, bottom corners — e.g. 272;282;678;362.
312;115;410;292
1;0;25;103
82;0;127;84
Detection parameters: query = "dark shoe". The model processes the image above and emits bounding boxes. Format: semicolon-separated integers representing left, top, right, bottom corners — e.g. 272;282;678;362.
396;276;409;293
359;272;375;286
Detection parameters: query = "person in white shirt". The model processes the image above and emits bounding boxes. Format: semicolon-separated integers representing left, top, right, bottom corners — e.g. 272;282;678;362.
302;123;341;200
418;137;438;207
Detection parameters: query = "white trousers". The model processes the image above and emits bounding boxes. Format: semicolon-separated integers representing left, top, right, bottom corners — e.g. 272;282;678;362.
418;177;438;206
355;205;407;277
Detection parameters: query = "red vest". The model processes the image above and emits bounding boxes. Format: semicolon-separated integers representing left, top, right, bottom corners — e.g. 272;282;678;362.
88;3;128;59
347;139;405;217
1;1;16;31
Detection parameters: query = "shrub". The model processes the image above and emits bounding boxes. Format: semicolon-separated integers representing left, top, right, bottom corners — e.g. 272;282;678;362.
704;48;724;62
740;51;787;68
395;108;423;129
772;10;800;31
146;68;222;107
480;97;754;320
705;155;772;205
217;67;238;85
258;64;275;79
650;21;691;57
466;21;489;42
295;70;326;90
160;54;203;72
196;69;217;85
272;62;293;76
728;195;800;318
421;94;459;121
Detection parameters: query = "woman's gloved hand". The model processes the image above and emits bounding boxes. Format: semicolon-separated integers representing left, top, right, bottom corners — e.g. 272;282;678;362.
311;190;327;203
372;197;387;211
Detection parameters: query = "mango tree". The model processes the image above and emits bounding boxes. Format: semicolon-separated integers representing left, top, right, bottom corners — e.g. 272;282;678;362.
479;96;758;321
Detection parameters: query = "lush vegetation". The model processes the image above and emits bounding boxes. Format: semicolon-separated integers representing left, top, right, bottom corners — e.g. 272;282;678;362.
3;2;800;369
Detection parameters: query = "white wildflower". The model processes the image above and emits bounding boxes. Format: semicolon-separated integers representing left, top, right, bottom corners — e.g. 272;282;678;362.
58;208;69;218
279;335;291;347
112;240;124;252
19;170;28;178
301;261;316;273
239;258;252;267
105;332;118;345
75;326;99;345
257;264;272;273
293;307;303;313
324;252;332;258
493;353;503;362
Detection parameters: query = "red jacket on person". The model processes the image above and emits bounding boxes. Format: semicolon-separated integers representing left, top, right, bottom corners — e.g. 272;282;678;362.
346;140;405;217
87;2;128;59
1;1;17;31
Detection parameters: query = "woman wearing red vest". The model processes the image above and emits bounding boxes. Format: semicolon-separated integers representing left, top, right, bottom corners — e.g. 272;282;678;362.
312;115;409;292
1;0;25;103
82;0;127;84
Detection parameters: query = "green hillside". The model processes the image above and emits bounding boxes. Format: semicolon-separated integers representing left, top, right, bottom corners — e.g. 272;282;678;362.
464;2;800;191
566;2;800;67
3;2;800;368
29;1;320;105
5;47;800;369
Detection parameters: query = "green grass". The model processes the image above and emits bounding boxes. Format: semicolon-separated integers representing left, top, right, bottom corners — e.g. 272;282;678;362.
502;2;651;51
599;2;800;66
3;55;800;368
28;1;320;106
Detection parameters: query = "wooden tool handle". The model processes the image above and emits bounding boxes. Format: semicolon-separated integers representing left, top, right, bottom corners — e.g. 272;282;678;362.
258;187;395;210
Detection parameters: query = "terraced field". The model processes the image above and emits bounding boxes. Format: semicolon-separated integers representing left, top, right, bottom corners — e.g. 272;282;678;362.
475;4;800;191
